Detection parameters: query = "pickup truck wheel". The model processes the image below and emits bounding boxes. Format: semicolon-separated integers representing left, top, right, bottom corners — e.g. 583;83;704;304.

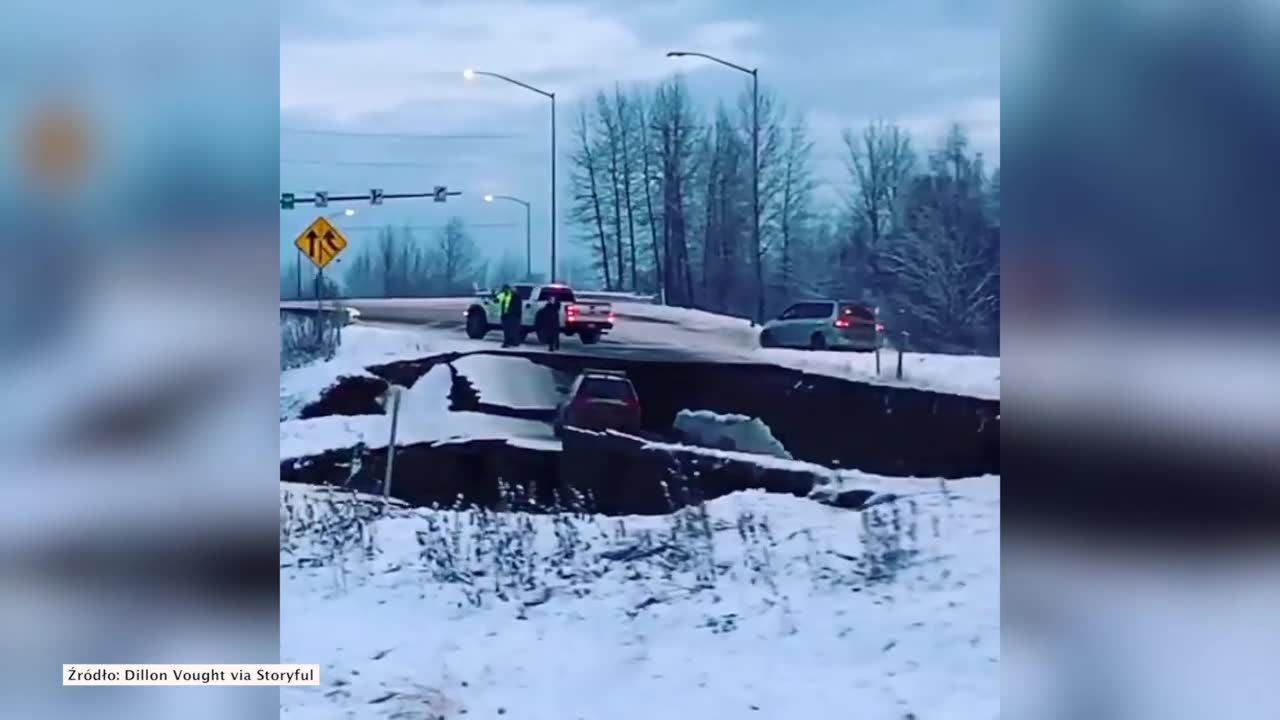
466;310;488;339
579;329;601;345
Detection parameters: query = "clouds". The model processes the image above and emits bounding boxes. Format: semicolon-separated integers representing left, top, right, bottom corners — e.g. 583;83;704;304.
281;0;763;126
279;0;1000;263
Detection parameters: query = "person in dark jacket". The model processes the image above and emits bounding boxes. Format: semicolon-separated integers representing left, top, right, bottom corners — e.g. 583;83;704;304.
541;296;561;351
500;285;522;347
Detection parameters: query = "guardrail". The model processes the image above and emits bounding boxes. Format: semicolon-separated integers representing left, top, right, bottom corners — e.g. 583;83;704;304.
281;306;354;370
575;291;659;304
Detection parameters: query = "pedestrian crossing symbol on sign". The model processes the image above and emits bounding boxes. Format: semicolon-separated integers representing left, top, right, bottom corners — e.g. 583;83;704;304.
294;216;348;269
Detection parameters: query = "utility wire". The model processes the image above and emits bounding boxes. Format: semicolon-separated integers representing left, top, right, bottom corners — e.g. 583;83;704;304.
281;158;485;167
282;127;527;140
340;223;518;231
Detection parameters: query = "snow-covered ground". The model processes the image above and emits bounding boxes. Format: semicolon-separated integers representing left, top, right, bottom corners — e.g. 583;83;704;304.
282;365;559;458
280;326;473;421
280;476;1000;719
283;300;999;402
612;301;1000;400
453;354;561;410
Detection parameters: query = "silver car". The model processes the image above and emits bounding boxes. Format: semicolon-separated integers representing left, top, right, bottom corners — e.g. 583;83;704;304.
759;300;883;351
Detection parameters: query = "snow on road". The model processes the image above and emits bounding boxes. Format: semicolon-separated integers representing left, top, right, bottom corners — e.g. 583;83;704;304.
611;301;1000;400
283;300;999;402
757;346;1000;401
280;325;472;421
282;365;559;458
280;477;999;719
281;411;559;459
453;354;561;410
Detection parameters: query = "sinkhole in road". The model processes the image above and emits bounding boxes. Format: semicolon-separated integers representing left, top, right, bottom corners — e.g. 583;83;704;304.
303;349;999;477
285;349;998;513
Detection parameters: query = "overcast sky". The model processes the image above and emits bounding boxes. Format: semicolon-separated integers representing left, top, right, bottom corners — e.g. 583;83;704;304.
279;0;1000;275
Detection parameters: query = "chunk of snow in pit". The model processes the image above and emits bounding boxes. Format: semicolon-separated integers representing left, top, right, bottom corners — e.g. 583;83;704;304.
279;477;999;719
452;354;561;410
673;409;793;459
394;364;451;419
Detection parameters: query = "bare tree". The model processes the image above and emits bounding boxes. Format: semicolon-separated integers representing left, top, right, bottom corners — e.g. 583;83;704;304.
436;217;479;295
488;250;524;288
737;85;787;322
878;126;998;352
376;226;401;296
596;91;627;289
569;104;613;289
651;77;700;305
844;120;915;248
772;114;817;311
634;92;663;294
700;103;749;313
614;86;641;291
841;120;917;299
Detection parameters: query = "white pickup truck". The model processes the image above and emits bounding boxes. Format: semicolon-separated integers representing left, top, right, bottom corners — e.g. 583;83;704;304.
465;284;614;345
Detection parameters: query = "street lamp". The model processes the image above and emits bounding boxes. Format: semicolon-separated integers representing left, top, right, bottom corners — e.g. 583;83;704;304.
463;68;558;282
667;50;761;321
484;193;533;280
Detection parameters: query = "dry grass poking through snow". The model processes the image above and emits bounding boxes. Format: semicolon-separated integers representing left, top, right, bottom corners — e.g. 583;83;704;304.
280;481;942;608
279;479;999;719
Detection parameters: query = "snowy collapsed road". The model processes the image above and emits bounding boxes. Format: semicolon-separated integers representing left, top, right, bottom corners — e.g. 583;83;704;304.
279;314;1001;718
285;297;1000;400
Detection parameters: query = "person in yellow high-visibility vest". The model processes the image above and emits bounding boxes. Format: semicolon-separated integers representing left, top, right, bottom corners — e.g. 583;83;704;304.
497;284;520;347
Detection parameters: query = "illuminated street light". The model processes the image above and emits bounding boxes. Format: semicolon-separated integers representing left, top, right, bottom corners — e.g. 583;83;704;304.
463;69;558;281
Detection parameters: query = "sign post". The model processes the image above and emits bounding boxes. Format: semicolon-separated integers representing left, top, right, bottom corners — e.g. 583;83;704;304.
295;216;349;338
382;386;402;503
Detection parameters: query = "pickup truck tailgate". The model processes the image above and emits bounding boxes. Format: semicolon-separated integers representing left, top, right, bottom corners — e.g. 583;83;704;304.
566;302;612;325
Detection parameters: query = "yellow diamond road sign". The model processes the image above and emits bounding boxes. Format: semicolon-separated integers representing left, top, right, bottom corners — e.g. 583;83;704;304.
295;216;348;269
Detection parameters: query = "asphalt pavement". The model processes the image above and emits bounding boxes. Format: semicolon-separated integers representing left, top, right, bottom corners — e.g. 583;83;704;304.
322;297;765;364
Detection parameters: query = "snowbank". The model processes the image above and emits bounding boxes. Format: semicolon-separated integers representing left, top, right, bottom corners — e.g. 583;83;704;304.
279;326;469;420
395;364;451;420
279;476;999;719
672;409;793;459
758;347;1001;401
611;302;999;400
453;354;561;410
280;411;559;459
642;438;989;505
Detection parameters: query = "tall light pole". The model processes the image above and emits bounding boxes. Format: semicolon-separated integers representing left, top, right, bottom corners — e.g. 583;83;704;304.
667;50;761;321
484;194;533;280
464;69;557;282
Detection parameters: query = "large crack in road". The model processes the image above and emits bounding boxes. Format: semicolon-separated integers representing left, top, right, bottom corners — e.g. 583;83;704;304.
283;349;999;514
